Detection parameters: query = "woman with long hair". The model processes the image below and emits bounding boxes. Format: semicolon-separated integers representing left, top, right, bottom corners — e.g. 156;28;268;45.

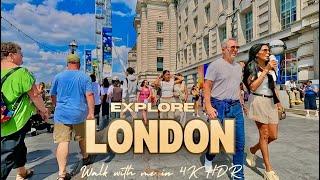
243;43;283;180
154;70;183;119
191;85;200;117
100;77;110;129
137;80;152;125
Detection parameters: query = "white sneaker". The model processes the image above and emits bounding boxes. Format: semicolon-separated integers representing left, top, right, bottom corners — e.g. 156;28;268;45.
204;156;213;172
264;170;279;180
305;113;311;118
193;113;195;116
246;147;256;167
196;114;200;117
315;111;319;117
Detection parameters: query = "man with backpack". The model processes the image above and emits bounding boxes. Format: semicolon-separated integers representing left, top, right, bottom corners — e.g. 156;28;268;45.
121;67;138;121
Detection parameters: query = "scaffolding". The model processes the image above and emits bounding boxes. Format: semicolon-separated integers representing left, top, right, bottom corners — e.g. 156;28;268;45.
95;0;112;81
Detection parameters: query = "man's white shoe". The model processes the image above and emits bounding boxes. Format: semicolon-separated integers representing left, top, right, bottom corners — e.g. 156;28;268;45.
246;147;256;167
264;170;279;180
204;156;213;172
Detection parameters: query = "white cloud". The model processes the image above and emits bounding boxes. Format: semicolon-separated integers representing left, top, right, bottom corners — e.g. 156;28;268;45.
1;2;95;45
112;10;130;17
111;0;137;16
112;45;130;72
1;1;96;83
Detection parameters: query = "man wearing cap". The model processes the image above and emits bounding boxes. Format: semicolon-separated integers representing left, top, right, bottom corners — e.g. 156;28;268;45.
50;53;95;180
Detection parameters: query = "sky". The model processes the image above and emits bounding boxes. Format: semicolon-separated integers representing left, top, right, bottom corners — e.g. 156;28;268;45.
1;0;137;83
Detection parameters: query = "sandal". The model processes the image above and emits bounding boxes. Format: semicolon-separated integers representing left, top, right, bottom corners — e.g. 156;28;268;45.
16;169;34;180
56;173;71;180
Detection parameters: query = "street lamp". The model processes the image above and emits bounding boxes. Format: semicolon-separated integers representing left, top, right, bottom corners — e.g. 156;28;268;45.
269;39;286;84
69;40;78;54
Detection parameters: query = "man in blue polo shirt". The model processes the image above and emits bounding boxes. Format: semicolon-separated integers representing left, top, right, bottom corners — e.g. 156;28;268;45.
50;53;95;180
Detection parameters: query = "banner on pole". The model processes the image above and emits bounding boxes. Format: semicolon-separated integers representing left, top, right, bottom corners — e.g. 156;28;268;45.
85;50;92;74
102;27;112;78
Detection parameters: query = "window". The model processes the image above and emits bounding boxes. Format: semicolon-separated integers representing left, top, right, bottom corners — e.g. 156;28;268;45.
157;21;163;32
222;0;228;9
184;49;187;63
280;0;296;29
219;26;227;41
203;35;209;56
185;26;189;37
179;15;181;24
185;7;188;16
157;38;163;49
194;16;198;32
194;0;198;6
205;4;211;23
245;11;253;43
157;57;163;72
179;32;181;41
192;43;196;60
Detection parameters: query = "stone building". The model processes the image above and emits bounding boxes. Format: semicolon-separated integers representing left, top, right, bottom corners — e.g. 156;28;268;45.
128;46;137;71
133;0;319;85
176;0;319;86
134;0;178;82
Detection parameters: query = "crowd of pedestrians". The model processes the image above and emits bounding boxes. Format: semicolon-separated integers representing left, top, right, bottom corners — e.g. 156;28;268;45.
1;39;318;180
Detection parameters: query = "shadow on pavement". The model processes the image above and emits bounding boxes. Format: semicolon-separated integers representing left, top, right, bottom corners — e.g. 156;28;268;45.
29;152;79;180
244;155;264;177
27;149;51;163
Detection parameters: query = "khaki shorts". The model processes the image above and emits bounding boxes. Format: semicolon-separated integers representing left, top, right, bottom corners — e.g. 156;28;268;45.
53;123;85;143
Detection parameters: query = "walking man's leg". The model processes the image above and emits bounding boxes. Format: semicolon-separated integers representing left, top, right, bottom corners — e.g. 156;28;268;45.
56;142;69;176
231;105;245;179
54;124;72;177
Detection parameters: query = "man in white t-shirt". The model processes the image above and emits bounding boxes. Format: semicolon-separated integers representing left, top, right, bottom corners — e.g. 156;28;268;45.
285;79;302;105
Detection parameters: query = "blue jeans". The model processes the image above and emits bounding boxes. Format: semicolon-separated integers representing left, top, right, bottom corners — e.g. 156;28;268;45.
205;98;245;179
304;94;317;110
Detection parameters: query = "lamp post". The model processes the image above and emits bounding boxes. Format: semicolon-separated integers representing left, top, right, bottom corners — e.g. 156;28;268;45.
269;39;286;84
69;40;78;54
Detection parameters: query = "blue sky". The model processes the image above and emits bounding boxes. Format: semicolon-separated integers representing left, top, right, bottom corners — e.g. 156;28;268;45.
1;0;137;83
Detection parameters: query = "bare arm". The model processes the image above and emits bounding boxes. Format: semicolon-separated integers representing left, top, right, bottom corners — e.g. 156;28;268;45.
249;60;277;92
28;84;49;120
248;69;268;92
184;85;188;102
51;95;56;107
86;92;95;119
174;76;184;84
274;83;283;109
204;80;217;119
154;75;161;88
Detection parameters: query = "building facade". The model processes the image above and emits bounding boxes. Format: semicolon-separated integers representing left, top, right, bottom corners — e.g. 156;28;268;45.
134;0;177;82
134;0;319;85
128;47;137;71
176;0;319;86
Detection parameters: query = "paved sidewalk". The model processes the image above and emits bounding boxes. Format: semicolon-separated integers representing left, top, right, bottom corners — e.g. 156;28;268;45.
6;112;319;180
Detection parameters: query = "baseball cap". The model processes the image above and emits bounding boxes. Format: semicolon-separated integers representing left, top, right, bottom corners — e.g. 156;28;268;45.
67;53;80;63
112;76;119;81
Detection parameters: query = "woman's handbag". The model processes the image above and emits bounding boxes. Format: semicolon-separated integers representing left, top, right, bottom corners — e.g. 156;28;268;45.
278;107;286;120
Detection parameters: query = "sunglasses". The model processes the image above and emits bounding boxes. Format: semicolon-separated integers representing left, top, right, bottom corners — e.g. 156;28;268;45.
229;46;240;50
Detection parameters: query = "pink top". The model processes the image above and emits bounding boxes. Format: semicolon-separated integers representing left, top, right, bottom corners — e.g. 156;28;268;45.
138;87;151;103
